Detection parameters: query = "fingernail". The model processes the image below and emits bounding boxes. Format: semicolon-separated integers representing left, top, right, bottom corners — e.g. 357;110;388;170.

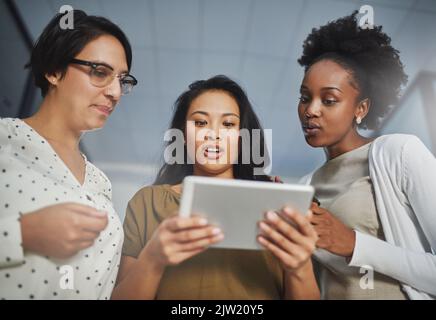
212;228;222;235
216;233;224;240
198;218;208;225
259;222;268;230
284;207;295;216
95;210;107;217
266;211;278;221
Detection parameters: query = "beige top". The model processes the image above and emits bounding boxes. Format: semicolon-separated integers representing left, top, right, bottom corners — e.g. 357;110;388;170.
122;184;283;300
311;142;407;300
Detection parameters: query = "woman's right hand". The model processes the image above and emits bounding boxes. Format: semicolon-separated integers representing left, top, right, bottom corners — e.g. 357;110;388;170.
141;215;224;269
21;203;108;259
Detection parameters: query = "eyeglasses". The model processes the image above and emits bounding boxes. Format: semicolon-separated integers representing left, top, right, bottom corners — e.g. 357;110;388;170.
69;58;138;95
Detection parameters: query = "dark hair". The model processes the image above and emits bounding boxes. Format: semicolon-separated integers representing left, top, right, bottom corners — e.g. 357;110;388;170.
154;75;271;185
298;11;408;130
28;10;132;97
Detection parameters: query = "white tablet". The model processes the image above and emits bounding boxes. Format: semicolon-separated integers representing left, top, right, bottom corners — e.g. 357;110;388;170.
179;176;315;250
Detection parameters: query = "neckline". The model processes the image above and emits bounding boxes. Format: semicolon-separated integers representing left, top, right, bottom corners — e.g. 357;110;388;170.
326;141;373;164
17;118;88;188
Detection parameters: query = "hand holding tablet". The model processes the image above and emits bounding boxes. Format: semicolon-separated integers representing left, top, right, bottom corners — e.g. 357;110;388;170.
179;176;315;250
142;214;224;269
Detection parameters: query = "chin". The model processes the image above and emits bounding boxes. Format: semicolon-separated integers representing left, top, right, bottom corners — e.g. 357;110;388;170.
84;117;107;132
198;164;233;176
304;135;326;148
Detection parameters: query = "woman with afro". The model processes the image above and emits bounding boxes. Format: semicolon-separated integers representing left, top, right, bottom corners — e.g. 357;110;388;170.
265;11;436;299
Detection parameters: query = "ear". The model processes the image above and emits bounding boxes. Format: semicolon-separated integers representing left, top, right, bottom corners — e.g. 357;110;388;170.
44;71;62;87
355;98;370;121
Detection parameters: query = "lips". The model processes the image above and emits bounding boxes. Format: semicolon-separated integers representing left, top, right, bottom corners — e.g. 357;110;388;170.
302;122;321;136
92;105;113;116
202;144;225;160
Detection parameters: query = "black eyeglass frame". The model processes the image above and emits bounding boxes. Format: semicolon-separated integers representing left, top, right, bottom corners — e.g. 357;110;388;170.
69;58;138;93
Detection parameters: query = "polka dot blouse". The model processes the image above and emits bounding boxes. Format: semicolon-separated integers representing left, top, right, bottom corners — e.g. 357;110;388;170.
0;118;124;300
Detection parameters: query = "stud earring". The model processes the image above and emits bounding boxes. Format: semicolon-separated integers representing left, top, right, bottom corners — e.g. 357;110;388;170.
356;117;362;125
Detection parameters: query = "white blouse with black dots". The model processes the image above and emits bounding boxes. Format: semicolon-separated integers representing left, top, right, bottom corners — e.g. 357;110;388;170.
0;118;123;300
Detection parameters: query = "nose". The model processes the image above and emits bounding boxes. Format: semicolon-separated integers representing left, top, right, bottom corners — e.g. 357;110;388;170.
204;123;221;141
104;77;122;101
304;99;322;118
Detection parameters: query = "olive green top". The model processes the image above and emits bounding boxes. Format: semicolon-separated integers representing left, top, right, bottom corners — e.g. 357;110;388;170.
311;142;407;300
122;184;283;300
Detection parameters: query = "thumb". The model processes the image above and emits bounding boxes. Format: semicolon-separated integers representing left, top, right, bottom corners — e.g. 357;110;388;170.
307;210;314;221
77;206;107;218
88;209;108;218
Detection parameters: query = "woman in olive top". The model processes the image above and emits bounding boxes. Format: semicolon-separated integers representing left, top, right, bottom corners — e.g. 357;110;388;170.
112;76;319;300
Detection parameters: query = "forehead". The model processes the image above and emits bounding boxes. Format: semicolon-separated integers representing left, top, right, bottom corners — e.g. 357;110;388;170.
75;34;128;72
303;59;356;92
189;90;240;116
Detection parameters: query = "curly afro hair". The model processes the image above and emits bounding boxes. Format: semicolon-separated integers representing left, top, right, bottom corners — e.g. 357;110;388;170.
298;11;408;130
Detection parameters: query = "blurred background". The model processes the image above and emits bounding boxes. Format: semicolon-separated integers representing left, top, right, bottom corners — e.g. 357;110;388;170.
1;0;436;219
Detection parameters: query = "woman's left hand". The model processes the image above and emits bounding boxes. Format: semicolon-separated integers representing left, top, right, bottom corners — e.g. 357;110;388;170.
309;203;356;257
257;207;318;272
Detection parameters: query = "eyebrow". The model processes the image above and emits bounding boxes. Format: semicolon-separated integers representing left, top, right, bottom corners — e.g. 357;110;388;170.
300;85;309;92
300;85;342;93
93;60;129;74
189;111;240;118
321;86;342;93
90;61;114;71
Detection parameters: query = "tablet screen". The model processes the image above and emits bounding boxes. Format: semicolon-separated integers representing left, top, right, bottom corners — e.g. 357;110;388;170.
179;176;314;250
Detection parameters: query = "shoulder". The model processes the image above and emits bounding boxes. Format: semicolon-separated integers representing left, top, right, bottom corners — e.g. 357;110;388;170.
127;184;179;215
369;134;436;184
0;118;17;148
0;117;15;129
372;134;429;160
0;118;26;160
130;184;172;202
372;134;425;155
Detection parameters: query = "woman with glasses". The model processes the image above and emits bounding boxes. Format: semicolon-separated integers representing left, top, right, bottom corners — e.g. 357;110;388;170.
0;10;137;299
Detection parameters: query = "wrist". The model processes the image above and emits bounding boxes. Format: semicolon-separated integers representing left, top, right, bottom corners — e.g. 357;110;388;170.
139;245;166;274
345;230;357;262
346;229;356;258
284;259;313;281
20;213;35;252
